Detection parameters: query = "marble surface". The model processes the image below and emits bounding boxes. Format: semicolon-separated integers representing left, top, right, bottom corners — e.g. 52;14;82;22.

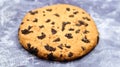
0;0;120;67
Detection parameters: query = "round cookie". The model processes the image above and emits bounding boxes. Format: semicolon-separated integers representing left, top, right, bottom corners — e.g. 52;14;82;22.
18;4;99;61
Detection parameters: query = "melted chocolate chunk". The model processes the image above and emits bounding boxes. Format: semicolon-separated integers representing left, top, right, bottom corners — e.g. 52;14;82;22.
83;30;89;34
37;32;46;40
97;36;99;44
21;26;33;35
69;15;74;17
62;22;71;31
57;44;63;49
75;29;80;33
68;52;73;57
81;46;85;51
29;11;38;15
45;44;56;51
51;22;55;25
33;18;38;22
53;38;60;42
73;11;79;14
47;53;56;60
45;19;51;23
65;33;73;39
51;28;57;34
69;28;74;31
46;9;52;12
65;44;71;48
66;8;70;11
81;36;90;43
39;25;44;28
54;13;60;17
27;43;38;56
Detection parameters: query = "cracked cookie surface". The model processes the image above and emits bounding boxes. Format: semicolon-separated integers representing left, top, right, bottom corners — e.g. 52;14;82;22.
18;4;99;61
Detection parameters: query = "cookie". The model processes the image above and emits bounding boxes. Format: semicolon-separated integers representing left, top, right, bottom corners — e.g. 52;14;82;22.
18;4;99;61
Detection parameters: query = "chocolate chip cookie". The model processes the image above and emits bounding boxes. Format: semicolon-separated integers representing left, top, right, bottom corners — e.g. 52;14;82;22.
18;4;99;61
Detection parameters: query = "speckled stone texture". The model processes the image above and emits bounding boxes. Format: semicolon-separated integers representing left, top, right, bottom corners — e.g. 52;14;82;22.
0;0;120;67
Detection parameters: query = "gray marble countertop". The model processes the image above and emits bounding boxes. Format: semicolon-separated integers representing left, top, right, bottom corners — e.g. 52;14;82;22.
0;0;120;67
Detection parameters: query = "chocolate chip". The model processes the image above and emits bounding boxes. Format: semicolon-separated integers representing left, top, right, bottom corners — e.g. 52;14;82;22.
46;9;52;12
21;29;33;34
83;17;91;21
60;54;63;57
68;52;73;57
66;8;70;11
73;11;79;14
65;44;71;48
27;43;39;56
28;26;32;30
54;13;60;17
33;18;38;22
75;29;80;33
47;53;56;60
85;23;88;27
57;44;63;49
82;12;85;14
75;20;84;26
27;19;29;21
69;15;74;17
44;44;56;51
29;10;38;15
62;22;71;31
83;30;89;34
37;32;46;40
65;33;73;39
81;36;90;43
43;11;45;13
81;46;85;51
21;26;33;35
51;28;57;35
21;22;24;25
97;36;99;44
69;28;74;31
51;22;55;25
43;14;45;16
53;38;60;42
39;25;44;28
45;19;51;23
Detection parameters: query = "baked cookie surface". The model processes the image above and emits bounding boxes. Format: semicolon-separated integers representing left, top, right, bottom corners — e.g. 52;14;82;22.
18;4;99;61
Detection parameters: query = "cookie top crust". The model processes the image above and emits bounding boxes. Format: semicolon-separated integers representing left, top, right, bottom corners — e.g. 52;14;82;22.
18;4;99;61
